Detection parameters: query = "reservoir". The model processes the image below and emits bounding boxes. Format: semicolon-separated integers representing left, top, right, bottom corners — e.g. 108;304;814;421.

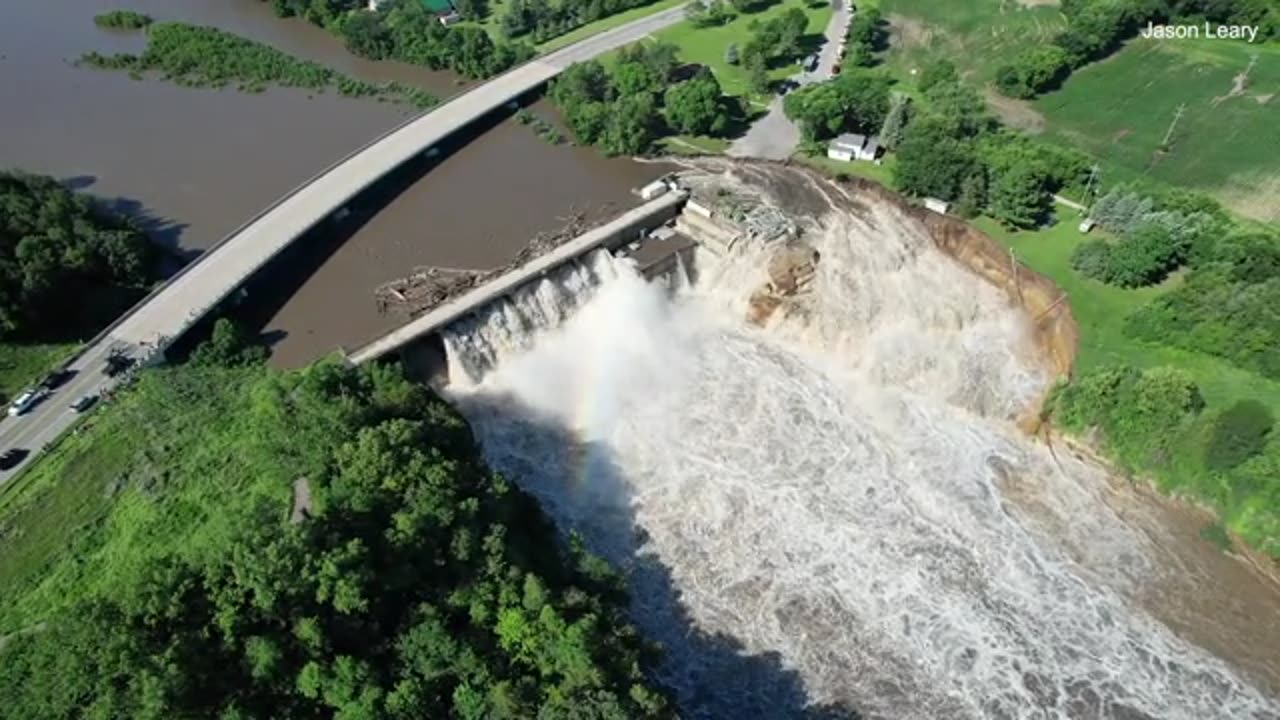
0;0;666;365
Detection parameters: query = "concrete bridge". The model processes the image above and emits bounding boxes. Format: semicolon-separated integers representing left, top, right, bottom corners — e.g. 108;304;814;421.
0;7;686;480
104;5;686;356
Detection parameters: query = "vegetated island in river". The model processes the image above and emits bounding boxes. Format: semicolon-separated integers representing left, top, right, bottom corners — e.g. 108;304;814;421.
79;14;439;109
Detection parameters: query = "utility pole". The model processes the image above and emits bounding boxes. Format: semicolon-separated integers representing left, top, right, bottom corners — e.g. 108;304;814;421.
1161;103;1186;149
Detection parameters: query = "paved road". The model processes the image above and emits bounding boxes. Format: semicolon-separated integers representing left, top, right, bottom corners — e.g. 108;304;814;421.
728;0;850;159
0;5;687;483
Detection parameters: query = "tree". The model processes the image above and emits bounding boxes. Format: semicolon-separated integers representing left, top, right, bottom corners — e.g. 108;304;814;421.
746;54;771;94
996;46;1070;98
878;93;912;149
893;117;982;200
601;94;660;155
923;80;991;138
0;172;156;340
776;8;809;58
551;60;612;106
340;11;395;59
665;71;730;136
189;318;269;367
988;164;1050;229
917;58;956;92
724;42;740;65
609;60;661;98
783;71;891;141
453;0;490;21
1205;400;1274;471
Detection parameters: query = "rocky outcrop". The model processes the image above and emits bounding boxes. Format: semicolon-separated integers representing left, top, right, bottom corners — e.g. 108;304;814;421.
747;242;820;326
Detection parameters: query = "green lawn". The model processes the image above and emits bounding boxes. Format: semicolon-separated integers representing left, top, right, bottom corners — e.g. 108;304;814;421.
1033;38;1280;223
0;343;76;405
539;0;689;52
795;152;897;187
659;133;733;155
654;0;835;100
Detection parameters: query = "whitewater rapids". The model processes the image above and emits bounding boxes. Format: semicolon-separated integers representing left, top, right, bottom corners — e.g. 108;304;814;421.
442;169;1280;719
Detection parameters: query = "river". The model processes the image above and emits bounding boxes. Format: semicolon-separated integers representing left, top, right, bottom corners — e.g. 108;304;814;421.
0;0;666;365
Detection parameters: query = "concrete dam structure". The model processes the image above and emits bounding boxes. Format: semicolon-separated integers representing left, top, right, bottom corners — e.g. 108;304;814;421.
347;188;693;366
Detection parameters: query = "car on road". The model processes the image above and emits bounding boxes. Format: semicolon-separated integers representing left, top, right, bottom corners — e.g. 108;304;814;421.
802;54;819;72
70;395;98;413
0;448;28;470
7;388;48;417
40;367;74;390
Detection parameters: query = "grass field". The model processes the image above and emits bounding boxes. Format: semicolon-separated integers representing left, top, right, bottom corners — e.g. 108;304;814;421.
878;0;1067;85
654;0;835;100
0;365;287;631
1033;39;1280;223
0;344;76;405
795;152;898;187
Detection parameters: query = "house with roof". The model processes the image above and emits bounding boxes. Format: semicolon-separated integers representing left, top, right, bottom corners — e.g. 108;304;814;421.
826;133;882;164
369;0;460;24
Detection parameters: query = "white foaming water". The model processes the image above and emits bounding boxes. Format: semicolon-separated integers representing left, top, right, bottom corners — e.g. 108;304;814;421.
443;184;1279;719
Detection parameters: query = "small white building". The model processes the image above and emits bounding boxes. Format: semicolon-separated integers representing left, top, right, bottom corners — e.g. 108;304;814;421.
923;197;950;214
826;133;883;163
1078;218;1097;233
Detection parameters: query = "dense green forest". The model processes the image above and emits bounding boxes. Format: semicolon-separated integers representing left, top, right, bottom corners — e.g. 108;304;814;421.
82;19;439;107
550;42;736;155
266;0;534;79
0;339;670;718
0;172;156;341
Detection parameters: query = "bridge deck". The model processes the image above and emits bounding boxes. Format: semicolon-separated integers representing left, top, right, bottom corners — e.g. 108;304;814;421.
102;5;687;352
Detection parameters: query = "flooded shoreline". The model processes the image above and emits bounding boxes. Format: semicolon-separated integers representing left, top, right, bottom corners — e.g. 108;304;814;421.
0;0;666;364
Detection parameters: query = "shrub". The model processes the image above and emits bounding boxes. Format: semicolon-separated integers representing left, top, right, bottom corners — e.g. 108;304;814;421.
1205;400;1274;471
1070;239;1113;280
93;10;152;30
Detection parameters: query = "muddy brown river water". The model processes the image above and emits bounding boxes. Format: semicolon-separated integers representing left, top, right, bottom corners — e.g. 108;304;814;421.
0;0;665;365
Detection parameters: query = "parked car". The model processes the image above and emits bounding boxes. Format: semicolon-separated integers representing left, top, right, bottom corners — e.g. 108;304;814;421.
803;54;820;72
70;394;98;413
7;388;47;417
0;448;28;470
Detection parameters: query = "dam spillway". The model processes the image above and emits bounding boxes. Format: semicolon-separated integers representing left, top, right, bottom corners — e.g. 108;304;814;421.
435;164;1280;719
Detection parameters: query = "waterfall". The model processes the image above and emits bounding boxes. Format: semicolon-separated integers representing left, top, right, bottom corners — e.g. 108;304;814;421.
440;169;1280;719
442;248;619;386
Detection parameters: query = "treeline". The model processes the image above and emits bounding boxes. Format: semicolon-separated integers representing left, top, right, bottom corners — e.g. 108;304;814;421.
0;356;671;717
550;43;735;154
83;20;439;107
1050;363;1278;554
996;0;1279;99
0;172;156;340
266;0;533;79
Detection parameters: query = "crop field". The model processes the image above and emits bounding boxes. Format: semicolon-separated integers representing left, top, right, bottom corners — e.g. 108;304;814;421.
654;0;834;100
1034;39;1280;222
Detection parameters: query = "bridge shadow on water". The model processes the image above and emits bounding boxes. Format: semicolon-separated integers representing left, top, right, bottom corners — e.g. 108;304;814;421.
453;389;866;720
205;93;548;359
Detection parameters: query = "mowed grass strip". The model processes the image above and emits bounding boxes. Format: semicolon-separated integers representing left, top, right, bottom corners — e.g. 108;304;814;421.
1033;39;1280;223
